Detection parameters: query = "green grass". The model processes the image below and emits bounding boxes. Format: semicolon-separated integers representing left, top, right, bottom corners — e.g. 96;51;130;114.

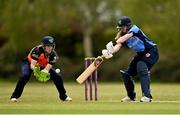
0;80;180;114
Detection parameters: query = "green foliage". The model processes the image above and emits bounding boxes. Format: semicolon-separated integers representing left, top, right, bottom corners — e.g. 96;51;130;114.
0;0;179;82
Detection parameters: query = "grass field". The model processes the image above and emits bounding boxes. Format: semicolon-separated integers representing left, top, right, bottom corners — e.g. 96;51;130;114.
0;80;180;114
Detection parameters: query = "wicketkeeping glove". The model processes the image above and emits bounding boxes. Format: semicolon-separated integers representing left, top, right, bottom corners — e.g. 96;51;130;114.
39;69;50;82
33;65;41;79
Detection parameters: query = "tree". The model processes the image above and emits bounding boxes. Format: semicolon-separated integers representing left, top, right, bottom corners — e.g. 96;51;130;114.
71;0;121;57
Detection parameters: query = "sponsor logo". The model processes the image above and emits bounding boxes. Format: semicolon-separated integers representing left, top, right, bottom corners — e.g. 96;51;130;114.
50;56;57;63
146;53;151;57
32;54;39;58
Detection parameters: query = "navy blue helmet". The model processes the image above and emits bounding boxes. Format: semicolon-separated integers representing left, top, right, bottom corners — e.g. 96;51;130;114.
42;36;55;47
117;16;132;28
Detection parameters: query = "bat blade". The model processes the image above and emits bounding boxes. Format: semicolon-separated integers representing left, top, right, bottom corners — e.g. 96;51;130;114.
76;56;103;84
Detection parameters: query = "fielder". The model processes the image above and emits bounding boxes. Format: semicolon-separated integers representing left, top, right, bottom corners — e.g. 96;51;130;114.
102;16;159;102
10;36;72;102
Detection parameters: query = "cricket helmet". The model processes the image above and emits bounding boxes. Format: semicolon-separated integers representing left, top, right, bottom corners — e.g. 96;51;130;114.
42;36;55;48
117;16;132;28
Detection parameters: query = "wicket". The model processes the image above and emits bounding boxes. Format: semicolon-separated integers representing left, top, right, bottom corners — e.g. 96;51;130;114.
84;57;98;101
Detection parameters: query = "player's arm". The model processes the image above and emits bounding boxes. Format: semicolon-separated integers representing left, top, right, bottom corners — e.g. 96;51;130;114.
102;32;133;59
43;64;52;72
113;32;133;52
29;47;43;79
102;42;121;59
115;32;133;44
30;59;37;70
115;31;121;40
40;52;57;80
43;51;58;72
108;32;133;53
112;43;122;53
29;46;41;70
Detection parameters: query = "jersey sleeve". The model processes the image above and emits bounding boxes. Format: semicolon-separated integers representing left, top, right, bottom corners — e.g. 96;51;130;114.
48;51;59;65
30;47;41;61
128;25;140;36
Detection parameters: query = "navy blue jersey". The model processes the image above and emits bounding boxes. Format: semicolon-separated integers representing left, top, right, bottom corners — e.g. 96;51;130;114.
28;45;58;68
125;25;156;52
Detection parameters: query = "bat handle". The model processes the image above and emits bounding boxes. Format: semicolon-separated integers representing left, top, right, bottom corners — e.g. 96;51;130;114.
98;55;104;58
100;55;105;59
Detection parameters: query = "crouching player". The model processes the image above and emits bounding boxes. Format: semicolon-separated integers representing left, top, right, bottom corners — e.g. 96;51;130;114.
102;16;159;102
10;36;72;102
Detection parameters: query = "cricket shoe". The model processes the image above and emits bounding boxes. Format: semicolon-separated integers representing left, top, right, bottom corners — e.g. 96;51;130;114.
64;96;72;101
140;96;152;102
10;98;18;102
121;96;135;102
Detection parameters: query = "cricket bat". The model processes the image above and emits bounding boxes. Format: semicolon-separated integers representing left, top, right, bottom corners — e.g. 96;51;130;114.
76;56;104;84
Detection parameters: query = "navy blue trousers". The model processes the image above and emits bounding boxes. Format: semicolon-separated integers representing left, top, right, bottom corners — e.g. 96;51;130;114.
11;60;67;100
122;46;159;99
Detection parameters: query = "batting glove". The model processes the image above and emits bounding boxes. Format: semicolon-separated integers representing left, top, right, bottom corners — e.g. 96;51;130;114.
102;49;113;59
106;41;115;54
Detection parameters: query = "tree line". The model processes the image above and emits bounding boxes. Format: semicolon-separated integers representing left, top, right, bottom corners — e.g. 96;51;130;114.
0;0;179;82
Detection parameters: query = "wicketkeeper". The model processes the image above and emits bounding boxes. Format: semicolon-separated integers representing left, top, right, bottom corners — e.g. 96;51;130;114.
102;16;159;102
10;36;72;102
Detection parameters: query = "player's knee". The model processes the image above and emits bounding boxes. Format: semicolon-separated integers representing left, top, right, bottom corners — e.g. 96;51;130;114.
137;61;149;77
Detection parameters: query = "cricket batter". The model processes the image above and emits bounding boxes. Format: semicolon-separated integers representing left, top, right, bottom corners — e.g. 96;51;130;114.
102;16;159;102
10;36;72;102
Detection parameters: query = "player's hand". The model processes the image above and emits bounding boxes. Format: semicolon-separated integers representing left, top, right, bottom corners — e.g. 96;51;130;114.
106;41;115;54
102;49;113;59
33;65;41;79
39;69;50;82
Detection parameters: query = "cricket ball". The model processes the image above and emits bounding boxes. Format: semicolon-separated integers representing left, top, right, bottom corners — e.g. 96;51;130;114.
55;68;60;73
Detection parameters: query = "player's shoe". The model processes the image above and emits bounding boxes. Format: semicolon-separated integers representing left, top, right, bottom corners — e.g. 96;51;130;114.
121;96;135;102
140;96;152;102
64;96;72;101
10;98;18;102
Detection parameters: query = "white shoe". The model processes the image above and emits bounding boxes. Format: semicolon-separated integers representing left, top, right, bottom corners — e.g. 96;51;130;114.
121;96;134;102
64;96;72;101
140;96;152;102
10;98;17;102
